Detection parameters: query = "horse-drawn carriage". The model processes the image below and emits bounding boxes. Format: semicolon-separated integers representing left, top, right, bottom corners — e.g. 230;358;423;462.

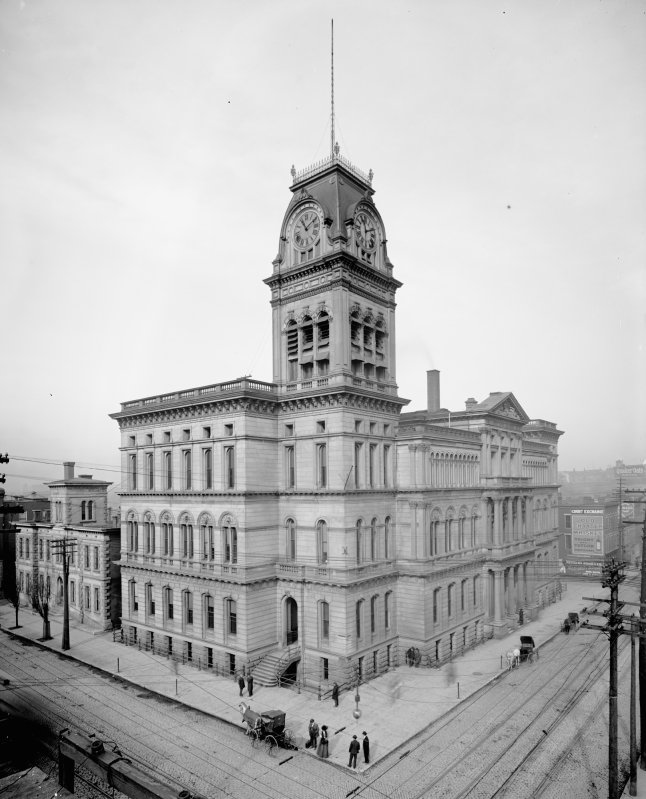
239;703;297;756
519;635;537;664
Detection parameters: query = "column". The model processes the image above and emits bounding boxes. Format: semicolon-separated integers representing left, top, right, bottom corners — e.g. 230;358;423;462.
483;571;491;623
408;445;417;487
493;571;503;622
507;567;517;621
493;499;502;546
410;502;418;559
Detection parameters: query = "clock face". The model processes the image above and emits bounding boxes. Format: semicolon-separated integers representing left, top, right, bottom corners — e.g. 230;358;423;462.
293;210;321;249
354;212;376;251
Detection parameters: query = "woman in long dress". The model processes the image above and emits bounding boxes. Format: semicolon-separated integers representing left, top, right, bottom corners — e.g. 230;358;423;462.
316;725;329;758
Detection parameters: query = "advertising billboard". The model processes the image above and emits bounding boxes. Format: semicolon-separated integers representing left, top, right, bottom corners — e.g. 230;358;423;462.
571;509;604;556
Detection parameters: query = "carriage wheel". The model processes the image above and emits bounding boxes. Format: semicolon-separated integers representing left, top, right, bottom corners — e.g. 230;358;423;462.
265;735;277;756
282;729;296;750
250;730;260;748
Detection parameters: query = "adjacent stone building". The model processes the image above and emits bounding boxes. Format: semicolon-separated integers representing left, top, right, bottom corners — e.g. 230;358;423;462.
16;463;121;630
110;150;563;686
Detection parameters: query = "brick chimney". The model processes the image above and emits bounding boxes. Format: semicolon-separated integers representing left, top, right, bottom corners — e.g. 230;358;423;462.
63;462;75;480
427;370;440;413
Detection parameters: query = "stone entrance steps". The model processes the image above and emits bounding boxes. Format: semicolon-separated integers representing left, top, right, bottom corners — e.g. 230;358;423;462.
252;647;300;687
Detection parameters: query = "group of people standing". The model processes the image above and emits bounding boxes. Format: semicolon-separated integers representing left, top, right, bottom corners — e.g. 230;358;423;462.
308;719;370;768
237;672;254;697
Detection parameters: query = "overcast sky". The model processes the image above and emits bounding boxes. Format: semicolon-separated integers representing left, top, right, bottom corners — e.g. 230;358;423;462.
1;0;644;501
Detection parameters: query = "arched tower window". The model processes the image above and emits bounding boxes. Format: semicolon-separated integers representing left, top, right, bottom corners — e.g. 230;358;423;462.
317;520;328;564
286;518;296;561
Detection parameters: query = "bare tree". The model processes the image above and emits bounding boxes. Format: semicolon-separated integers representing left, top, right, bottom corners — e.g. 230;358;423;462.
31;569;52;641
5;566;21;629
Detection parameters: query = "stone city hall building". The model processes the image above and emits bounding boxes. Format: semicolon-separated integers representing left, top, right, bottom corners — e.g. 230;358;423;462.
110;149;563;687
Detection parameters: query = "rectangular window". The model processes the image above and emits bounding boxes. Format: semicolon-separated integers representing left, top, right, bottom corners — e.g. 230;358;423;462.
433;589;440;623
129;454;137;490
203;426;211;438
383;445;390;486
322;657;329;680
184;451;192;490
129;435;136;446
355;420;362;433
207;647;213;668
369;422;376;434
147;584;155;615
356;602;362;639
207;595;214;629
187;642;193;662
146;433;153;444
39;540;43;559
182;429;190;441
204;449;213;489
285;423;294;436
129;582;138;613
371;596;377;633
354;443;362;488
286;446;295;488
317;443;327;488
166;588;174;620
94;587;100;612
369;444;377;487
83;584;90;610
185;592;193;625
448;585;453;617
228;653;236;675
225;447;235;489
46;540;50;561
19;538;23;558
473;576;478;605
384;424;390;436
565;514;571;530
461;580;466;612
164;451;172;489
85;545;90;568
164;431;171;443
224;423;234;437
385;593;390;628
93;546;99;571
316;420;326;433
146;452;154;490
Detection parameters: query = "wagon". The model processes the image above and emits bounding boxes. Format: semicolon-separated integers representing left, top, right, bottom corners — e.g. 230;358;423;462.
519;635;537;664
568;612;580;630
239;703;297;756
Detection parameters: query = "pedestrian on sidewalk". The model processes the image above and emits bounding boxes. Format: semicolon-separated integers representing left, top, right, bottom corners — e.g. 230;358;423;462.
238;673;246;696
564;618;571;635
316;725;329;758
308;719;319;749
246;674;254;697
332;682;339;707
362;731;370;764
348;735;360;769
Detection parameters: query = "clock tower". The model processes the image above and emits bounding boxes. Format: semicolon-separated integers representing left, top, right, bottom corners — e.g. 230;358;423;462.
265;149;403;399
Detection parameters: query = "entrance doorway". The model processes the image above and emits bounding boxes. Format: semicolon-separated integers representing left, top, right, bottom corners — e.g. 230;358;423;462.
285;597;298;645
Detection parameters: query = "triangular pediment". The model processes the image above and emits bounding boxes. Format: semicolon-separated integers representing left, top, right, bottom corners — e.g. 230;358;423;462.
476;392;530;423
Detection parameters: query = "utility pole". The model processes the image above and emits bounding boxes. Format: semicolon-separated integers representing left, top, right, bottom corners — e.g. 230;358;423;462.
0;455;24;599
623;490;646;767
631;615;637;795
50;534;77;651
602;558;625;799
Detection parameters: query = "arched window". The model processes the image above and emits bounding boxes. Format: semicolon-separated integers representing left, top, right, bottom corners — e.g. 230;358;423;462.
225;447;235;489
144;513;155;554
384;517;391;559
317;520;328;564
370;518;377;561
448;583;455;617
384;591;391;629
81;501;86;521
473;574;479;605
128;519;138;552
320;601;330;640
370;596;377;633
88;500;93;520
162;518;173;556
181;520;193;559
355;600;363;639
445;517;453;552
227;599;237;635
356;520;363;565
429;516;439;556
205;594;214;630
223;523;237;564
184;590;193;625
286;518;296;561
201;518;214;561
286;320;298;381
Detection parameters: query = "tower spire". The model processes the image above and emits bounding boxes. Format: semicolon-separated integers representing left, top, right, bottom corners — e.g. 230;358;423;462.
331;19;335;158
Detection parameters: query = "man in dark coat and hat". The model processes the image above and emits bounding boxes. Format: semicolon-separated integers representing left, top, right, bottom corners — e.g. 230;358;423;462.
247;673;254;697
238;673;246;696
348;735;360;769
332;682;339;707
362;731;370;764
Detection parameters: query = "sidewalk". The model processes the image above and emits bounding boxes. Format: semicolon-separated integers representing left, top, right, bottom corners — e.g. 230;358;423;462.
0;585;597;772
